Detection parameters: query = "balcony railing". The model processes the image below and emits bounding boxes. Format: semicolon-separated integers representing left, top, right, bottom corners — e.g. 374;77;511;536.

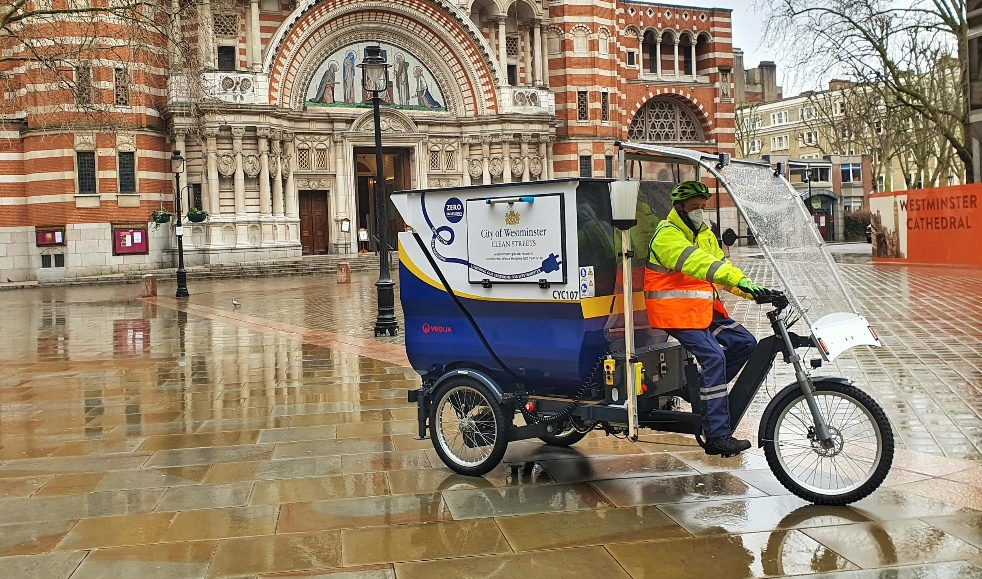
499;86;554;115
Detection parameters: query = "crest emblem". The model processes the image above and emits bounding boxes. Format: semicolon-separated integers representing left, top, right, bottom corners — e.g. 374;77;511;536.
504;209;520;226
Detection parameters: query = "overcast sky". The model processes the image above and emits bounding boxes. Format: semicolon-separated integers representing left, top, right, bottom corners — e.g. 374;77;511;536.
672;0;809;96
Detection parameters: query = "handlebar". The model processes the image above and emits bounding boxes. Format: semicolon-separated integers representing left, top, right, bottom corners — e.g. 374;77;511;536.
755;289;789;311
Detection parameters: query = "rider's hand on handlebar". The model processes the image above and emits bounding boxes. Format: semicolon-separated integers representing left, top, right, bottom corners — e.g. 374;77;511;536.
755;288;787;305
737;278;769;301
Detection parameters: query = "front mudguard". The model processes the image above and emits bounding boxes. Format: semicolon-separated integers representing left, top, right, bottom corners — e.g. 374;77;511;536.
756;376;853;447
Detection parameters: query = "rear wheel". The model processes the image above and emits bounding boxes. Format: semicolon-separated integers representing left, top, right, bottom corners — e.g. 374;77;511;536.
762;381;893;505
429;377;509;476
538;418;593;447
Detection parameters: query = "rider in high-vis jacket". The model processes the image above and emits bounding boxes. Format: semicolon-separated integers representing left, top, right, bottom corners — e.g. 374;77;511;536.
644;180;775;457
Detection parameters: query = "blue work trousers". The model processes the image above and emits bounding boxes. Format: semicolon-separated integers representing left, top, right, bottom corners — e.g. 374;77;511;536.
668;314;757;440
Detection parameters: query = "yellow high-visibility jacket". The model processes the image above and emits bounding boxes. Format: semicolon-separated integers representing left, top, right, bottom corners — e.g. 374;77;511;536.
644;208;751;330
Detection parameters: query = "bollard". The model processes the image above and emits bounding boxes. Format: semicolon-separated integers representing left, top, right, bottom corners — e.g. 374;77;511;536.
142;274;157;297
337;261;351;284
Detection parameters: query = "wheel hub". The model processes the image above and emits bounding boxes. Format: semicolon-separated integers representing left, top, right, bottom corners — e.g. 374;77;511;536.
809;426;844;457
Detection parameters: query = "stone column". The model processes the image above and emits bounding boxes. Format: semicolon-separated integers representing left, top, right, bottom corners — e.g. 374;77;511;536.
540;22;549;87
690;42;697;77
656;39;662;76
170;0;182;69
231;127;247;245
284;133;297;219
271;133;284;216
674;40;680;78
521;134;531;182
532;21;542;86
250;0;261;71
258;129;271;216
231;128;246;216
461;140;472;186
199;0;214;70
523;26;533;86
205;130;220;216
539;139;547;181
502;138;512;184
546;138;554;179
497;17;508;84
200;148;211;214
481;136;491;184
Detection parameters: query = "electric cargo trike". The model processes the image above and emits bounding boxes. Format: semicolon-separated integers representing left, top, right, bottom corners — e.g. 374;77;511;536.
394;143;892;505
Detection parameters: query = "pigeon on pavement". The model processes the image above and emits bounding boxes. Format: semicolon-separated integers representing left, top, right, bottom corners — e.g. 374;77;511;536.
232;300;241;307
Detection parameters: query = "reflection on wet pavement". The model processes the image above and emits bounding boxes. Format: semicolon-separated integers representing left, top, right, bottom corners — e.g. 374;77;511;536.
0;270;981;577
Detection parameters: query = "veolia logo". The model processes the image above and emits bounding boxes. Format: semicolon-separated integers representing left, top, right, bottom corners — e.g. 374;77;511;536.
422;323;452;334
444;197;464;223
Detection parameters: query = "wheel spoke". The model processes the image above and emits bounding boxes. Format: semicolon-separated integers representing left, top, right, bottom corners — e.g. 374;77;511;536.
771;389;886;496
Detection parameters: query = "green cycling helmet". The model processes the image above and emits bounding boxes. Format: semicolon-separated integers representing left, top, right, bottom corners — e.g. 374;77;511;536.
670;180;712;204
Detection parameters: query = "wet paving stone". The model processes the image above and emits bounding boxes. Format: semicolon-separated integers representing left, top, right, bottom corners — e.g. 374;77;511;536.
1;267;982;576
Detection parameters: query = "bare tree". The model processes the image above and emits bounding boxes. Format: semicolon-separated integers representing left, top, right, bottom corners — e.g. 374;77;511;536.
1;0;213;139
735;101;763;158
760;0;973;182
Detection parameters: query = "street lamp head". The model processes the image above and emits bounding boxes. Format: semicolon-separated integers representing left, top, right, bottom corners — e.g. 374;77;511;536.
359;45;390;95
171;150;185;175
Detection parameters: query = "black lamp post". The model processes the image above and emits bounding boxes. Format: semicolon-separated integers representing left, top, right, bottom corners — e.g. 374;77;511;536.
171;150;190;298
359;45;398;337
804;166;814;209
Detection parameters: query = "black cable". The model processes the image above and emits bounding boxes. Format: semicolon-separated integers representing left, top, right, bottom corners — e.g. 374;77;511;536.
410;231;597;426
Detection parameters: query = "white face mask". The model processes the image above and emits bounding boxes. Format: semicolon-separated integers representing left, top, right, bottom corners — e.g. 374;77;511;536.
687;208;705;230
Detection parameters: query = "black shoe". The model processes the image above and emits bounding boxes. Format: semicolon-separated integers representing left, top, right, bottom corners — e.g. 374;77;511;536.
705;436;751;457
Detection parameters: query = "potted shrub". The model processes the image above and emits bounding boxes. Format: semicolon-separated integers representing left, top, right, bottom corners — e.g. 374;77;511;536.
187;207;208;223
150;208;172;230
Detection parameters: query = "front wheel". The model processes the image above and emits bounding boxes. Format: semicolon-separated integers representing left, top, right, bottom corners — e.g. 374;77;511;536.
762;381;893;505
429;377;509;476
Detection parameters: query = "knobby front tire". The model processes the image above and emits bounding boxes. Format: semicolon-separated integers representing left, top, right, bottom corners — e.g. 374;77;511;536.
762;381;894;505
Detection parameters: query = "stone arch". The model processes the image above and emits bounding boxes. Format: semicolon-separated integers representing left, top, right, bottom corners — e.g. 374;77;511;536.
659;28;677;44
265;0;501;112
502;0;543;19
627;95;710;143
624;25;641;39
571;24;591;55
349;107;420;133
546;25;564;55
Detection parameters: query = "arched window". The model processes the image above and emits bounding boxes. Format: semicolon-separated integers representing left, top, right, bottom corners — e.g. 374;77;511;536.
547;30;562;55
598;29;610;55
628;98;703;142
573;28;589;55
642;30;657;74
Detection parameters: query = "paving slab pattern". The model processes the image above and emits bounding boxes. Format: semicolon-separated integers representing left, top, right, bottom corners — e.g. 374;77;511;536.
0;254;981;578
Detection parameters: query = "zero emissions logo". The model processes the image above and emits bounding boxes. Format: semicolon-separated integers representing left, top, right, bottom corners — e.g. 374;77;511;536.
444;197;464;223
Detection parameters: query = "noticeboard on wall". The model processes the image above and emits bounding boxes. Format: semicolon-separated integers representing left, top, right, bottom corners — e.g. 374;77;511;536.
112;222;149;255
464;193;567;284
36;227;66;246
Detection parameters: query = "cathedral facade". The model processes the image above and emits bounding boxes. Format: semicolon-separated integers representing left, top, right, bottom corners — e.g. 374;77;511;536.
0;0;735;281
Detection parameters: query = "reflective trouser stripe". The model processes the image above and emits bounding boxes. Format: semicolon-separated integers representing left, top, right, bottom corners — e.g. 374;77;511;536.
645;290;714;300
705;260;725;283
712;321;741;337
700;391;728;401
645;262;674;274
675;246;697;271
700;384;729;394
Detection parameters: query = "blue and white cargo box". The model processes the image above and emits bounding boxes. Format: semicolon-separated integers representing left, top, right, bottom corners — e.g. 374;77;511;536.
392;179;674;396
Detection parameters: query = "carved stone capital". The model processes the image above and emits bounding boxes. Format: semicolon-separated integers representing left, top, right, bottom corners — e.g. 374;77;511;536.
230;127;246;139
256;127;271;139
203;127;219;140
521;133;533;143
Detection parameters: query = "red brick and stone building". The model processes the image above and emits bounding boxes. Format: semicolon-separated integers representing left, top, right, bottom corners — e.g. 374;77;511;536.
0;0;736;282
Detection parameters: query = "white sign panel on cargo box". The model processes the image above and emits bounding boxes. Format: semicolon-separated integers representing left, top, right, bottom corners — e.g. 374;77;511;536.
465;193;566;284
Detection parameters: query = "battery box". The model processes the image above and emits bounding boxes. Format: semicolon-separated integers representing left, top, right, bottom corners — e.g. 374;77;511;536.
606;341;690;409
